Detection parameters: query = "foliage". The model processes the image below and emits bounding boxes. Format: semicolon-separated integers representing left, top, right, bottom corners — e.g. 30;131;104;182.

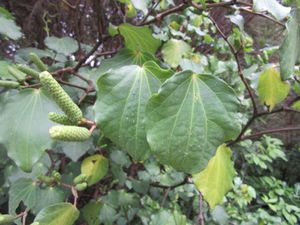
0;0;299;225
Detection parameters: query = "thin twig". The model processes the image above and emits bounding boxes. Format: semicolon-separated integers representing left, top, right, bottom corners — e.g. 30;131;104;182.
160;187;170;207
150;176;189;189
207;14;258;115
138;0;162;25
239;127;300;141
227;106;300;146
198;192;205;225
239;7;285;28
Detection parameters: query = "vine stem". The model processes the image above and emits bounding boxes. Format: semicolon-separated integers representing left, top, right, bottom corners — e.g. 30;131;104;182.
207;14;258;115
197;192;205;225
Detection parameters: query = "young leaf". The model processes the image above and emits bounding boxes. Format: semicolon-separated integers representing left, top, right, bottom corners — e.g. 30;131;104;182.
193;144;235;209
161;39;192;68
253;0;291;21
95;48;157;78
94;64;164;161
145;71;240;173
257;67;290;111
44;36;79;55
0;89;60;171
81;154;109;186
0;17;22;40
33;203;79;225
279;9;300;80
119;23;161;55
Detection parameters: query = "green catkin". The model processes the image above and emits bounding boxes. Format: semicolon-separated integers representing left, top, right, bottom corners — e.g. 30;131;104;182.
73;174;87;184
75;182;88;191
16;64;40;79
48;112;77;125
0;80;20;89
40;71;83;123
8;66;25;81
29;52;48;71
0;214;16;224
49;125;90;142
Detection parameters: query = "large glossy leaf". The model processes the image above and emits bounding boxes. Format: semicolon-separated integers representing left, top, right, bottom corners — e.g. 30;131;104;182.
257;67;290;111
33;203;79;225
0;89;60;171
193;144;235;209
145;71;240;173
161;39;191;68
119;24;161;55
279;9;300;80
0;17;22;40
94;64;166;161
45;36;79;55
253;0;291;21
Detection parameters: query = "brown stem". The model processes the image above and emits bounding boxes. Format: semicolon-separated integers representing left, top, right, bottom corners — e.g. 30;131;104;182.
198;192;205;225
160;187;170;207
239;7;285;27
207;14;258;115
227;106;300;146
239;127;300;142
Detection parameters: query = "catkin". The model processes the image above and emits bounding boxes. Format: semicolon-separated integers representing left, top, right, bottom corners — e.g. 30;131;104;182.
29;52;48;71
0;80;20;89
49;125;90;142
40;71;83;123
48;112;77;125
16;64;40;79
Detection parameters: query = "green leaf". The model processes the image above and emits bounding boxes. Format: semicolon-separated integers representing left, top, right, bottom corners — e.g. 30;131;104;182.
9;178;65;215
9;178;38;215
161;39;192;68
0;60;14;79
292;100;300;109
81;200;102;225
96;48;157;77
94;64;164;161
0;89;60;171
193;144;235;209
257;67;290;111
279;9;300;80
145;71;240;173
253;0;291;21
81;154;109;186
119;24;161;55
150;210;187;225
0;17;22;40
45;36;79;55
33;187;65;214
33;203;79;225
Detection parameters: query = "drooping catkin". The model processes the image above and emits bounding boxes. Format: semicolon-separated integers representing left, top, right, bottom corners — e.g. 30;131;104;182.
40;71;83;123
49;125;90;142
16;64;40;79
0;80;20;89
48;112;77;125
29;52;48;71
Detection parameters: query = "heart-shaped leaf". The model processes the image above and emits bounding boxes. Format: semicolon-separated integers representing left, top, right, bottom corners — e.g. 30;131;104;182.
0;89;60;171
146;71;240;173
94;63;167;161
